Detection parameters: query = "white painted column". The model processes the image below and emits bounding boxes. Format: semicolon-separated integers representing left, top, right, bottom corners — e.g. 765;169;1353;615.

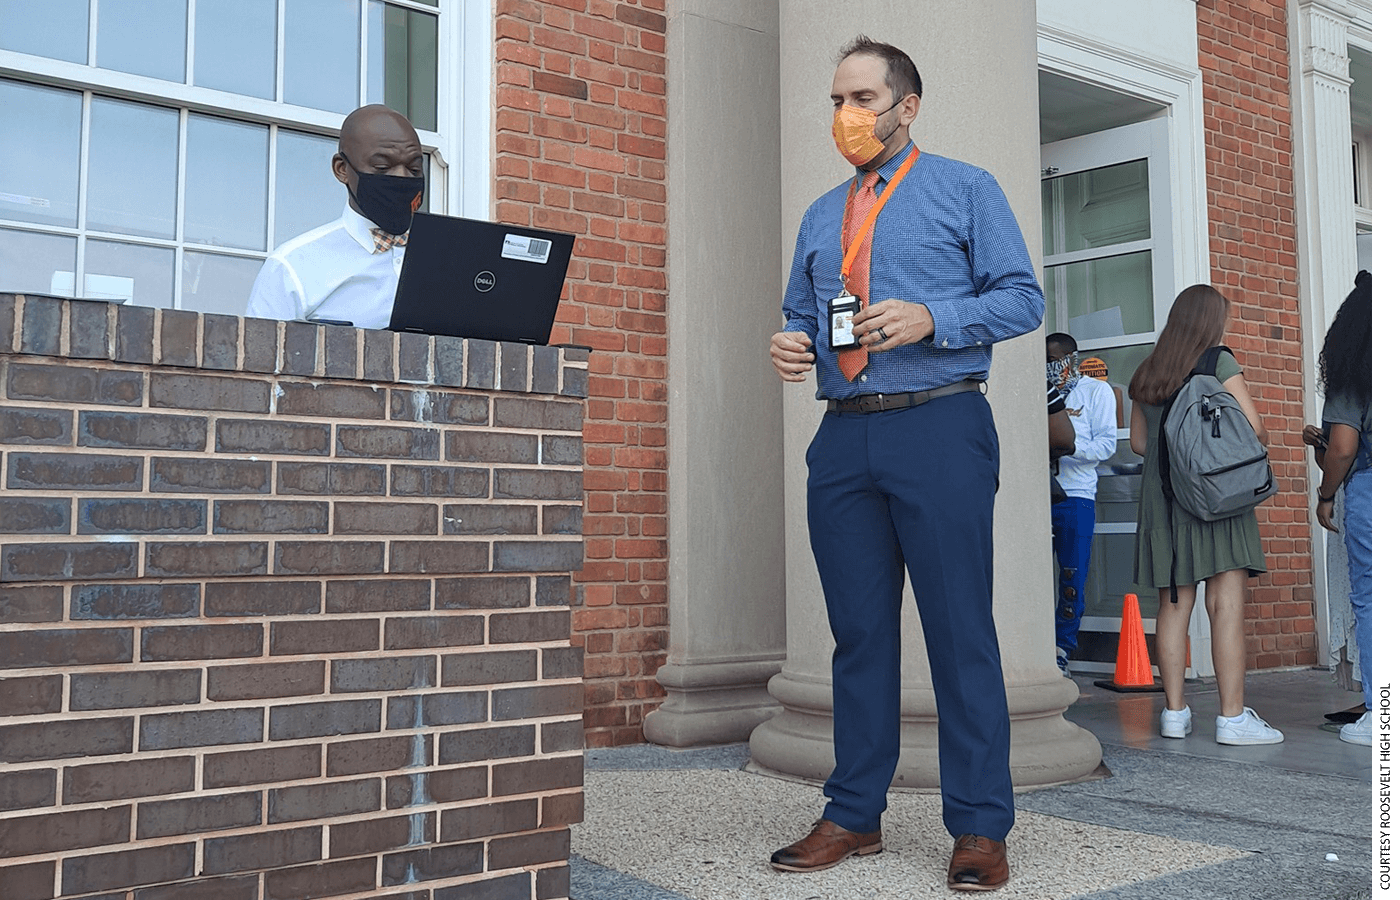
1289;0;1360;656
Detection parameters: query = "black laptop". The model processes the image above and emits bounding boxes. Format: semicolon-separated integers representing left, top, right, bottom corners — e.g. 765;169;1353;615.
388;213;575;345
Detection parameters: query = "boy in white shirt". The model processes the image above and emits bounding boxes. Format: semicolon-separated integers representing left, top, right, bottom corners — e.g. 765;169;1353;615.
1046;333;1119;674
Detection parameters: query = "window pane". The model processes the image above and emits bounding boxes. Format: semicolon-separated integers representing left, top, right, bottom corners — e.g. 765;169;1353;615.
1042;159;1150;256
96;0;187;83
1044;251;1154;340
194;0;276;99
1085;532;1149;618
87;98;179;239
0;81;82;228
1079;343;1150;423
0;0;89;62
274;130;346;247
182;250;262;315
369;0;438;131
86;240;175;308
0;228;78;296
185;115;269;251
284;0;359;114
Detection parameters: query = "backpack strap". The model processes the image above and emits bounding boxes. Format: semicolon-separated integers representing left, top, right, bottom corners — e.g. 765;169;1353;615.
1157;389;1180;590
1193;345;1228;379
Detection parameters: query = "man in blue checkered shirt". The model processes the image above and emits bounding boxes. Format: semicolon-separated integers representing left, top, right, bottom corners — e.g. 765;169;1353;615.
768;36;1044;893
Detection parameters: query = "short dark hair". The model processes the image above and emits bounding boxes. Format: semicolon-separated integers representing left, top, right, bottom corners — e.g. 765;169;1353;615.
837;35;923;99
1046;332;1078;353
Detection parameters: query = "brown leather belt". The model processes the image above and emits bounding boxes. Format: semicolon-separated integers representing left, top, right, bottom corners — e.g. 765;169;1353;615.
826;379;983;414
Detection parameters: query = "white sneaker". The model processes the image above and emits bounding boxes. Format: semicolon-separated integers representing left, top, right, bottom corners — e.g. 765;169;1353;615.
1055;648;1071;676
1215;707;1284;745
1341;711;1372;746
1160;706;1192;738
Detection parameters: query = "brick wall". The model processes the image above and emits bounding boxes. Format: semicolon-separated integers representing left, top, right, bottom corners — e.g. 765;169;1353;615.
495;0;671;746
0;295;587;900
1197;0;1316;668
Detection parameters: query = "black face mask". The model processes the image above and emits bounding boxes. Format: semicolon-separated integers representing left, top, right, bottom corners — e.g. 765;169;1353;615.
346;164;424;235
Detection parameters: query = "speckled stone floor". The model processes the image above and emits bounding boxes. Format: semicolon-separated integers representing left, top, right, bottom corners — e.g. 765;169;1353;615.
570;669;1371;900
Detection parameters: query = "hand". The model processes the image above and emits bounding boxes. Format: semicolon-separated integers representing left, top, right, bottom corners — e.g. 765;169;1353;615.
1301;424;1328;449
1316;497;1338;533
853;299;935;352
771;330;815;382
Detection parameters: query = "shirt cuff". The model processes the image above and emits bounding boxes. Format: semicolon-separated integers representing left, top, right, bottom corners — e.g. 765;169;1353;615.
923;301;962;349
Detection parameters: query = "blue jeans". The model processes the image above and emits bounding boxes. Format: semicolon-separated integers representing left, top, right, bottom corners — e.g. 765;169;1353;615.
1343;467;1372;708
1051;497;1095;656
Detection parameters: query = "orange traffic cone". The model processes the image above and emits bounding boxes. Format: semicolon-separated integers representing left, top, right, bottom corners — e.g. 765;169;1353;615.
1093;593;1162;693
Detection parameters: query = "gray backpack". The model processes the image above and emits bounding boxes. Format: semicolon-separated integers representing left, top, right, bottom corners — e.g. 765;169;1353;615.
1158;346;1277;522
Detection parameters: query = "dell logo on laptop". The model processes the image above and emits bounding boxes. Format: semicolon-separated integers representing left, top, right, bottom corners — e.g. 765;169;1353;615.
474;271;497;292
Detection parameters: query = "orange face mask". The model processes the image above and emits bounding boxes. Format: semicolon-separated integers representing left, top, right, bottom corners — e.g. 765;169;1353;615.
832;101;899;167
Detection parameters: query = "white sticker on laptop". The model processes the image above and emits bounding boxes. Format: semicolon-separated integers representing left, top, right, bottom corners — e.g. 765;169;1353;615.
502;234;552;264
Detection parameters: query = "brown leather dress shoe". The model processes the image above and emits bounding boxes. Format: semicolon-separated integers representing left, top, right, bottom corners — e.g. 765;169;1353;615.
769;819;883;872
947;834;1009;891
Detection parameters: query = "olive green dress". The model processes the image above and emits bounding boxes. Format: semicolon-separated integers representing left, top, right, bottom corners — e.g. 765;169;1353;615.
1133;349;1267;592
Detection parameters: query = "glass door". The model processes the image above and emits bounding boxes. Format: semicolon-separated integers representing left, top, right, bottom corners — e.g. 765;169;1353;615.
1041;117;1175;673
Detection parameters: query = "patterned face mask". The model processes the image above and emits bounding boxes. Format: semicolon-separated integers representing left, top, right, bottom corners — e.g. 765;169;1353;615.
831;99;901;167
1046;351;1082;392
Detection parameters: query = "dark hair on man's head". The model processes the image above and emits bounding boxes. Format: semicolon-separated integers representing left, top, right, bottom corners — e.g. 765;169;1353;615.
838;35;923;99
1318;270;1371;405
1046;333;1078;353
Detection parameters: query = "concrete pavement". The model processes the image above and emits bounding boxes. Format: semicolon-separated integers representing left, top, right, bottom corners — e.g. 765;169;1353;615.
570;668;1371;899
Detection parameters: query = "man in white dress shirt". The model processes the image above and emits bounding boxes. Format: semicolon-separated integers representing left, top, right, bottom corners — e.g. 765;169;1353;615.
246;104;424;328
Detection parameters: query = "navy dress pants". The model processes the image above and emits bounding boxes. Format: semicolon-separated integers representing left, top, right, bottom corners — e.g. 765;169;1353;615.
806;391;1014;841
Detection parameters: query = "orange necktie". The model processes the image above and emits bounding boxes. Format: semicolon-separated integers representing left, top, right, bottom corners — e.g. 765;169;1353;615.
838;170;880;381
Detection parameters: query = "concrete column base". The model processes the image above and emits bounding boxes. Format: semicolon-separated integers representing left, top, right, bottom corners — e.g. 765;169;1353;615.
750;671;1103;788
644;657;784;747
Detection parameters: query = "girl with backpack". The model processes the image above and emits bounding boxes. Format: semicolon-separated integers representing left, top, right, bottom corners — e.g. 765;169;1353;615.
1127;284;1283;745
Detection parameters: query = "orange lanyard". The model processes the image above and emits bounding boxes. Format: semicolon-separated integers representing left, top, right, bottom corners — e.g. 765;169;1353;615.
840;146;921;288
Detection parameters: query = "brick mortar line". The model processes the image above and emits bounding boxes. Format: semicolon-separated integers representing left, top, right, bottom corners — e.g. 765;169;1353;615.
0;813;580;868
0;743;583;782
0;662;579;681
0;758;584;806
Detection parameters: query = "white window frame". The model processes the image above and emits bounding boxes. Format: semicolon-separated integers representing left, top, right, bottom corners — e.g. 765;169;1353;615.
1040;117;1176;354
0;0;491;309
1039;12;1216;677
1352;127;1371;227
1038;23;1212;296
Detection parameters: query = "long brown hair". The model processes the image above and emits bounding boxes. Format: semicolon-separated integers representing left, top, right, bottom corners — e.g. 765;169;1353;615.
1128;284;1230;405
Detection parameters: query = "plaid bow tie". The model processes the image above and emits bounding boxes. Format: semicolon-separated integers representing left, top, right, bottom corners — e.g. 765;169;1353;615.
371;229;409;253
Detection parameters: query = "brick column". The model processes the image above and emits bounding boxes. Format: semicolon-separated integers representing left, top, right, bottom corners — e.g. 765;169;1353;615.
495;0;671;748
1198;0;1316;668
0;295;586;900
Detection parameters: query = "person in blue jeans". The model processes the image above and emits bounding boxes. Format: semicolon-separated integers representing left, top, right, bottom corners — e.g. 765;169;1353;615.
1046;334;1118;674
1304;271;1371;745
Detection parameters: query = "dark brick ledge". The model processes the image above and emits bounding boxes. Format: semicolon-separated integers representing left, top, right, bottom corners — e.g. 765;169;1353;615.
0;295;590;397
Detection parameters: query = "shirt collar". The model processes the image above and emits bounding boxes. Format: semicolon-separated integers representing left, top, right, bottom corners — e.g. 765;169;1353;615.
341;202;378;254
855;140;918;187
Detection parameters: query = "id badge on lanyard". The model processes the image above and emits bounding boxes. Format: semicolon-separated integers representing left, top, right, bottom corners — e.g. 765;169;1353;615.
828;290;861;350
827;148;920;352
